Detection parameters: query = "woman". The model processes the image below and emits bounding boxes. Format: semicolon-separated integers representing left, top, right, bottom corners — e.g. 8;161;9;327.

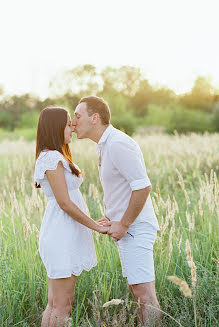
34;106;108;327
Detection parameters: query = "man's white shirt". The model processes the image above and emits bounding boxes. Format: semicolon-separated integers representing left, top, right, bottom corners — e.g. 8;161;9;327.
97;125;159;230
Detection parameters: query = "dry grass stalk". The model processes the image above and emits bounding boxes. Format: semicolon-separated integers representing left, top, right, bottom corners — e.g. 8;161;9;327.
169;227;173;258
156;184;161;205
186;212;195;232
198;198;203;216
176;168;185;190
173;195;179;212
186;239;192;266
103;299;124;307
64;317;72;327
176;168;191;205
212;257;219;269
178;235;182;254
160;215;169;237
178;215;183;226
190;263;197;288
152;197;159;215
168;276;192;298
186;239;197;288
183;189;191;206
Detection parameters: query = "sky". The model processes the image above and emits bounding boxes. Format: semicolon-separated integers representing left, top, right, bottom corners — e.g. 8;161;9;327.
0;0;219;99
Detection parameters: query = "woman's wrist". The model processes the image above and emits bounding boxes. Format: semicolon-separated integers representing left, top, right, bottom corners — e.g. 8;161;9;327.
94;223;101;232
90;220;100;232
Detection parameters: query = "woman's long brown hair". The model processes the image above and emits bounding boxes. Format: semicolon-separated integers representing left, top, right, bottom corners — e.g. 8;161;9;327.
35;106;80;188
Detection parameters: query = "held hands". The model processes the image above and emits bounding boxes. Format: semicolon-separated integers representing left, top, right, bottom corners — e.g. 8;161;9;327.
97;225;110;234
97;218;129;241
97;217;110;225
107;221;128;241
96;217;110;234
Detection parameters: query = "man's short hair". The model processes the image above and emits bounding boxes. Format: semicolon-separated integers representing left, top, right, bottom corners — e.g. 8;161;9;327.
79;96;111;125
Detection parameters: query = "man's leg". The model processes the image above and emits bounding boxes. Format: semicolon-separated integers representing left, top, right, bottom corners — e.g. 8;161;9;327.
129;281;161;326
116;222;161;325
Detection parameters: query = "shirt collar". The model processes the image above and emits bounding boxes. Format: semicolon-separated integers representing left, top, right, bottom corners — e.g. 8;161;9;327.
98;124;114;146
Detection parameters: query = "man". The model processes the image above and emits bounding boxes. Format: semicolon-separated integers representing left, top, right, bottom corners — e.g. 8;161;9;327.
72;96;161;325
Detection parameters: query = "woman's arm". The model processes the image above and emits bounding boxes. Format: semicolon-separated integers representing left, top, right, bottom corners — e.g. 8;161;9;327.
46;161;108;233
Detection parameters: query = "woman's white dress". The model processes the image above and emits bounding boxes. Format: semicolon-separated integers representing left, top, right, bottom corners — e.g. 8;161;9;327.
34;150;97;279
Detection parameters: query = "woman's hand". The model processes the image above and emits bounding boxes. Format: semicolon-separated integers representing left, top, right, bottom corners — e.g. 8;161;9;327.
96;224;110;234
96;217;111;234
96;217;110;226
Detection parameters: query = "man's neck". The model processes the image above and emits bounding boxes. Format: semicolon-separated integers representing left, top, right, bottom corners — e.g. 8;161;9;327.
89;124;110;143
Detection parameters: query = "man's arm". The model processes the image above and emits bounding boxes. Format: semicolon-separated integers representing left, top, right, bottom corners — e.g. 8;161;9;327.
105;140;152;241
106;185;152;241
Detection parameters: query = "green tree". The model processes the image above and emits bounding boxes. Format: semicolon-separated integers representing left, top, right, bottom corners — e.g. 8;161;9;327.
0;85;4;96
0;94;40;130
131;79;154;116
212;95;219;131
180;76;216;112
49;65;100;97
101;66;142;97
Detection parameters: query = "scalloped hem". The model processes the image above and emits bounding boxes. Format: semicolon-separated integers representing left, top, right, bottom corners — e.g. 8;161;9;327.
46;261;97;279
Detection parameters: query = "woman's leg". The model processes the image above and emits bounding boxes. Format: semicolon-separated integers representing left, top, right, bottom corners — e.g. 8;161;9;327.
41;278;55;327
41;275;77;327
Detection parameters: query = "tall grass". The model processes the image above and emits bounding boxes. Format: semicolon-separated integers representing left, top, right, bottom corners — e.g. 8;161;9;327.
0;133;218;326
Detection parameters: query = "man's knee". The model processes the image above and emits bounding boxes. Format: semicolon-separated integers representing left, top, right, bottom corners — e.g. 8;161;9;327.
130;282;157;304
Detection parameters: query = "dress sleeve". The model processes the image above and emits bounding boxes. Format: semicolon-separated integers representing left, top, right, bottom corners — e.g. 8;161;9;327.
34;151;71;186
108;140;151;191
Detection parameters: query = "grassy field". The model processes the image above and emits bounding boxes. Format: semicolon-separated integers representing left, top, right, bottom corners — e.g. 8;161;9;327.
0;133;218;327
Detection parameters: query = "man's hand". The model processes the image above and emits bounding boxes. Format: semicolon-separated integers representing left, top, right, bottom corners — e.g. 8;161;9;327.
104;221;129;242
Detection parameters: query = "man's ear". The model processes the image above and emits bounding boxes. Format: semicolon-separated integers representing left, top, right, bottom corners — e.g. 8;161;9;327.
92;113;99;124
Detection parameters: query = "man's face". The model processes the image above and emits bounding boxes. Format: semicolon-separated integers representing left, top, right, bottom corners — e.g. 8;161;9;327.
72;103;93;139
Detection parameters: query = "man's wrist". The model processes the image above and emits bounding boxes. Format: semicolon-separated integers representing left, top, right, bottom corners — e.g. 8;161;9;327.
120;220;130;230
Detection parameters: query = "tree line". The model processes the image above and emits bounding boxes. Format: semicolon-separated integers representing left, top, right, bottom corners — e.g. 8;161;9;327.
0;65;219;134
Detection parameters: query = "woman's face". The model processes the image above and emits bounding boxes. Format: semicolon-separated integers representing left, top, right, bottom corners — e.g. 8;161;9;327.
64;114;74;144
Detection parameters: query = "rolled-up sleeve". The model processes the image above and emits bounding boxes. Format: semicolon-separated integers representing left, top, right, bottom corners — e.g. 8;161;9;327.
109;140;151;191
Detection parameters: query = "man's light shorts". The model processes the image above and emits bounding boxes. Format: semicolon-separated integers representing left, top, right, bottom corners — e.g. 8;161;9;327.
116;222;157;285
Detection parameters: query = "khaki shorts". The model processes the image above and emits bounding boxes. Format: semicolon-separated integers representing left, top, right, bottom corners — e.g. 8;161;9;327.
116;222;157;285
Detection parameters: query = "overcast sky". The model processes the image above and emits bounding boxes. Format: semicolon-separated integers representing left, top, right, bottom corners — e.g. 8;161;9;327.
0;0;219;98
